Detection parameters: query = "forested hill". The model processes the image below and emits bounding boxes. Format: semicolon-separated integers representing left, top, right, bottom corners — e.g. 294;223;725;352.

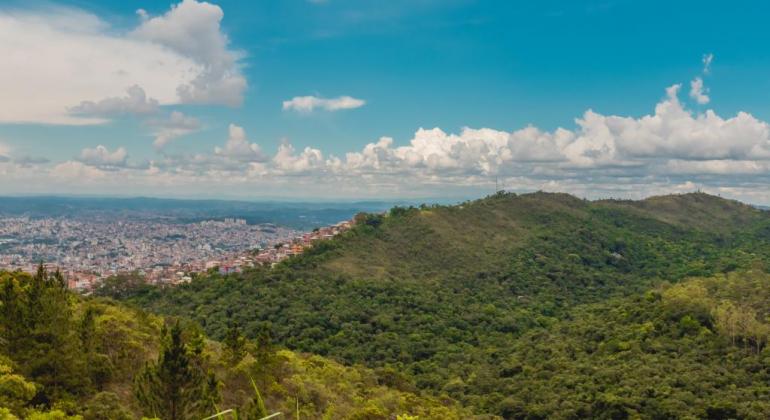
313;191;767;291
125;192;770;417
0;269;467;419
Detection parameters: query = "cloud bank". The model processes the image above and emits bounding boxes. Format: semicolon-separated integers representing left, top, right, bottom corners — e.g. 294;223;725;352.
5;83;770;203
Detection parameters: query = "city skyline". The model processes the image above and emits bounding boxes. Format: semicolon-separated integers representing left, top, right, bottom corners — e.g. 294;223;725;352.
2;1;770;203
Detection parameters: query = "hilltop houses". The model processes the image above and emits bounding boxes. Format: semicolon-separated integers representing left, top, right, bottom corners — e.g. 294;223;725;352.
247;218;355;266
49;217;357;292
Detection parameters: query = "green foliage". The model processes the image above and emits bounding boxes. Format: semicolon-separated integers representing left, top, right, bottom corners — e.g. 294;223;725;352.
222;315;247;365
0;266;89;402
134;322;212;420
237;377;267;419
0;363;36;414
81;392;132;420
126;192;770;415
0;268;170;417
0;267;459;419
92;273;151;300
24;410;82;420
7;192;770;418
484;270;770;418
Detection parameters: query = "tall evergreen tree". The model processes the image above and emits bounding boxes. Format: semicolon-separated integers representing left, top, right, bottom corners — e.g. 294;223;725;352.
223;313;247;365
2;265;90;402
134;321;210;420
0;273;24;354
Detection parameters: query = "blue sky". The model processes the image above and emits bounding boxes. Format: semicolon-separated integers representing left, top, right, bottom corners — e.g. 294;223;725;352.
2;0;770;202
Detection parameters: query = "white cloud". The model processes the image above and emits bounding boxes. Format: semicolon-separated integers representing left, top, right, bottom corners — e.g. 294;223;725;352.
664;159;767;175
0;143;48;167
151;111;202;149
342;85;770;178
7;82;770;203
214;124;266;162
282;95;366;112
0;0;244;125
688;54;713;106
132;0;246;107
327;84;768;176
689;77;710;105
158;84;770;182
273;142;326;173
78;145;129;168
69;85;159;117
703;53;714;74
51;161;107;180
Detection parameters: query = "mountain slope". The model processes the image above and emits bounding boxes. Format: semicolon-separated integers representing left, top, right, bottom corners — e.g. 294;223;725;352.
127;192;770;416
0;269;467;419
492;270;770;419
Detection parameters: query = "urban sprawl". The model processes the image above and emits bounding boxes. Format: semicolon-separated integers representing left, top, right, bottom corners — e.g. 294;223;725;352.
0;216;354;292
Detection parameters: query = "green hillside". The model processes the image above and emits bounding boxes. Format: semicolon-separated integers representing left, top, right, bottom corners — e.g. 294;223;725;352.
493;270;770;419
0;268;467;419
125;192;770;416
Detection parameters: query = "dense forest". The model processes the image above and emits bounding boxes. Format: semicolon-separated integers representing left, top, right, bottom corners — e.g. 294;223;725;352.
0;268;467;419
5;191;770;418
121;192;770;418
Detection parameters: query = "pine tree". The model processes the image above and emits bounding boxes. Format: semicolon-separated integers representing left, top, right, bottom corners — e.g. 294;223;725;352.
26;263;48;330
0;273;24;354
223;316;247;365
20;265;89;401
135;321;210;420
79;305;112;389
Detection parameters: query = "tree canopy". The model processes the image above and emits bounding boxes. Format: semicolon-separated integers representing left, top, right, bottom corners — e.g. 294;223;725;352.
126;192;770;417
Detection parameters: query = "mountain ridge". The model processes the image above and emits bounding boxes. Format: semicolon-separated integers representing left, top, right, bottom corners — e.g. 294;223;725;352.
125;191;770;416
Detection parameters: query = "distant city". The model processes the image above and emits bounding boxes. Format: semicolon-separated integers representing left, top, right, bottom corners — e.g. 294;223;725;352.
0;196;377;292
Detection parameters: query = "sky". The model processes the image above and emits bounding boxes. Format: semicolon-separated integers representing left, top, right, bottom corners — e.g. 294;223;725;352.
2;0;770;203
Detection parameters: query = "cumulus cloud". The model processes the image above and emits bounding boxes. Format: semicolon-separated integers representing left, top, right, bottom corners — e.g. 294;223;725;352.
214;124;266;162
150;111;202;149
282;95;366;112
78;145;129;168
154;84;770;183
0;0;244;125
7;81;770;203
51;161;107;180
306;84;769;180
689;77;710;104
69;85;159;117
664;159;768;175
58;84;770;194
132;0;246;107
291;85;763;177
273;142;326;173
